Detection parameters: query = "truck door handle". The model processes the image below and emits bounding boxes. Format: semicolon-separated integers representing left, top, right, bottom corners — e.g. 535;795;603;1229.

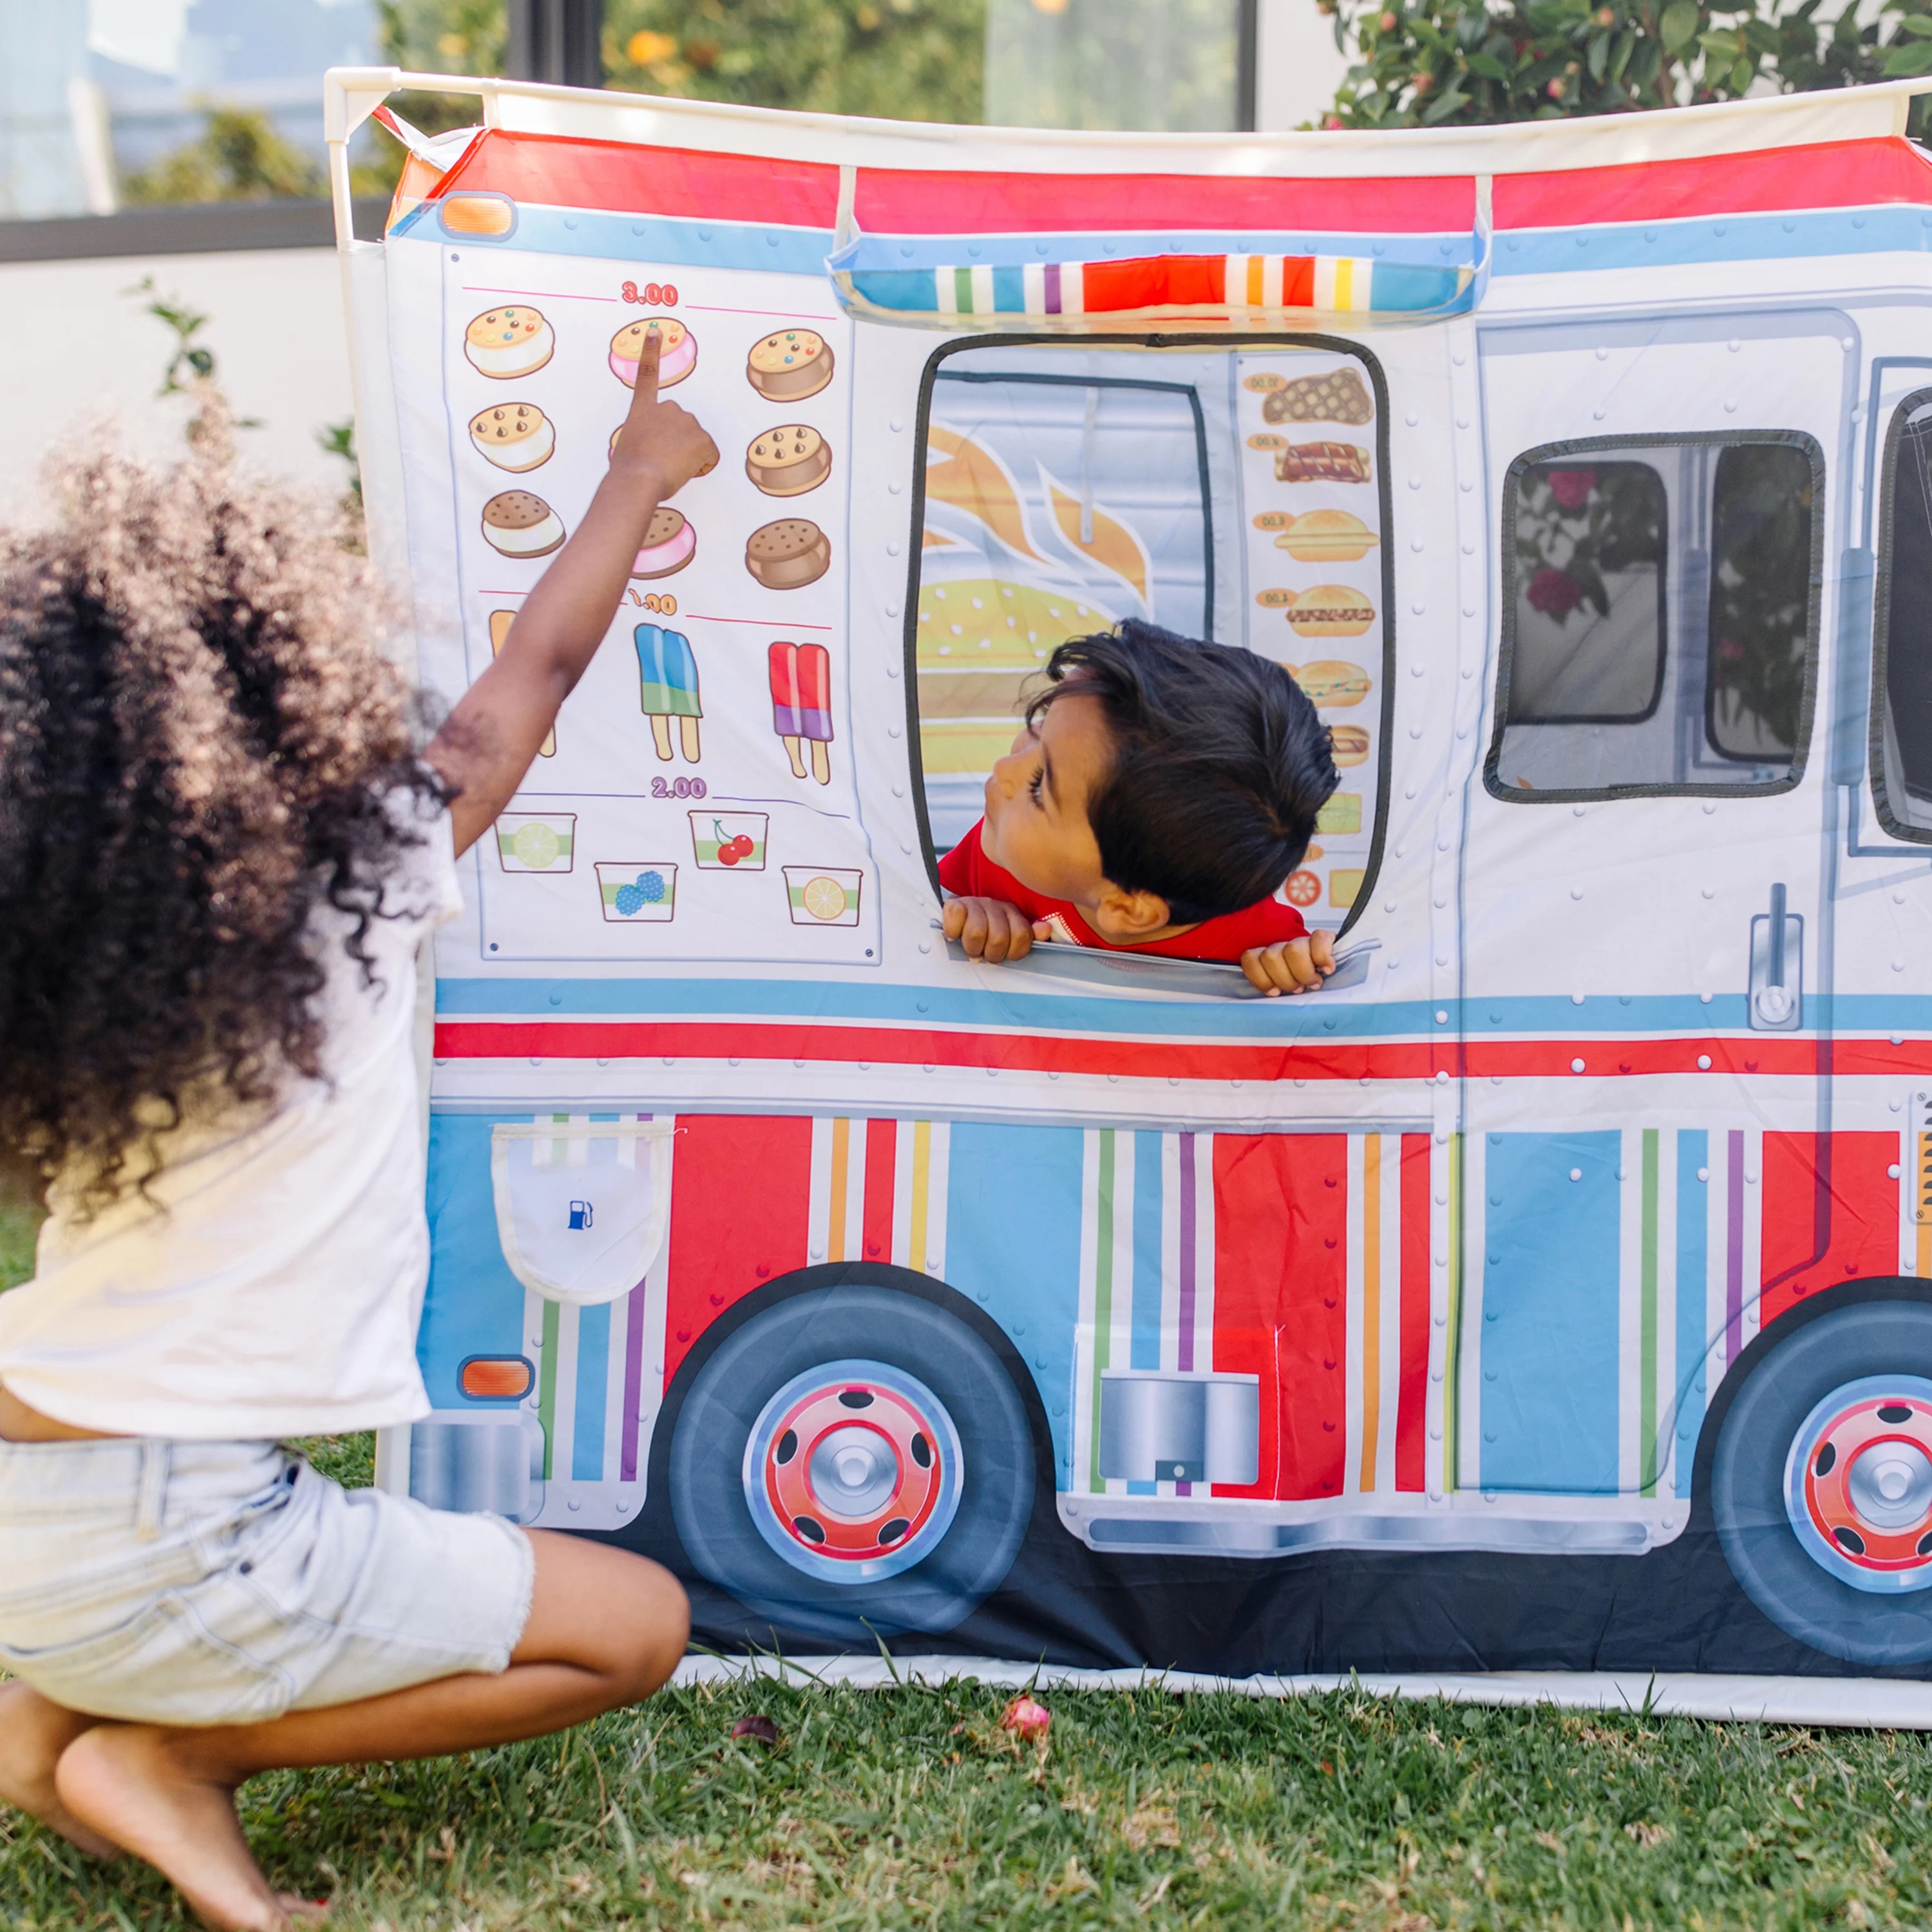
1748;882;1803;1031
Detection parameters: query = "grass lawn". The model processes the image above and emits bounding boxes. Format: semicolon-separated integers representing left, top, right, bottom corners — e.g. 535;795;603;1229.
7;1200;1932;1927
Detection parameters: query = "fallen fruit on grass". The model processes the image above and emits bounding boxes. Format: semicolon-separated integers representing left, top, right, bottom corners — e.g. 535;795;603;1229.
730;1714;780;1747
1000;1694;1051;1740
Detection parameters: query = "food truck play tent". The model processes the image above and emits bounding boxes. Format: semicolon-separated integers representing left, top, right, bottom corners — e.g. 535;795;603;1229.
328;68;1932;1718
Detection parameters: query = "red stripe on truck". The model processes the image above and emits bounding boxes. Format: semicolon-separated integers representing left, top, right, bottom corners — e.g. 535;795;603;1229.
1759;1131;1901;1329
663;1114;813;1388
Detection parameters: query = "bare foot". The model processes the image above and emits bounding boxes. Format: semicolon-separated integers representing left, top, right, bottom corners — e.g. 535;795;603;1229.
54;1724;293;1931
0;1681;121;1859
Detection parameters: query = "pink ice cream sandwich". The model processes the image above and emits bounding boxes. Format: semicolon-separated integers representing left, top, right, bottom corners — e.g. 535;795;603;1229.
631;506;695;579
610;317;696;388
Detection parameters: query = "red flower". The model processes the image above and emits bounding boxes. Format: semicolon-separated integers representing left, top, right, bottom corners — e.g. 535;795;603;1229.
1547;468;1596;511
1527;565;1584;620
1000;1694;1052;1739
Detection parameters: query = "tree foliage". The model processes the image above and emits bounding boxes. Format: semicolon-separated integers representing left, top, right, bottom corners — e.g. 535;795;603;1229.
1322;0;1932;129
122;107;323;204
601;0;984;124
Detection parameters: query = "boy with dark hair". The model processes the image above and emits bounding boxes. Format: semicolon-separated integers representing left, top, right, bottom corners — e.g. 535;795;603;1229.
938;620;1344;996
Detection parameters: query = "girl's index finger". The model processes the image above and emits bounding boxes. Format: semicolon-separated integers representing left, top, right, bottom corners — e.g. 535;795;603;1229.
633;321;661;410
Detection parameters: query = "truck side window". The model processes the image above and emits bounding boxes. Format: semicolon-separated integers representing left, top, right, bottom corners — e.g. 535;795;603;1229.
1487;434;1821;802
1873;393;1932;842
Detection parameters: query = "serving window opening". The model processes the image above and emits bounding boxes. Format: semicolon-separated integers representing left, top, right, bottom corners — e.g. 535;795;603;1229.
1488;433;1821;801
1873;392;1932;843
907;338;1395;940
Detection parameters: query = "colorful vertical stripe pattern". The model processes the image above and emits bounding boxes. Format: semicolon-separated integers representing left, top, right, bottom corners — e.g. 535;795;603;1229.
1074;1129;1218;1499
843;252;1473;319
517;1112;668;1490
1345;1133;1435;1497
805;1113;951;1276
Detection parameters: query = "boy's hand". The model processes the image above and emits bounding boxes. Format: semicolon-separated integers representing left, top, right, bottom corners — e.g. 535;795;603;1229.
610;324;719;497
1240;929;1336;996
943;895;1039;964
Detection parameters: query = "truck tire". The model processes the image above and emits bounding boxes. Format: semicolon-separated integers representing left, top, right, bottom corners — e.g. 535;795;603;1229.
667;1280;1035;1645
1712;1299;1932;1665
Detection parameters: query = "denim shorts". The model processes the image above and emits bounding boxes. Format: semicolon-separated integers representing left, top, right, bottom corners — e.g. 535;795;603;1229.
0;1437;535;1727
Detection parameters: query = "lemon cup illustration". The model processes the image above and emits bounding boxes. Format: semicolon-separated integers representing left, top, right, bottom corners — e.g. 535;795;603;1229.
802;875;847;922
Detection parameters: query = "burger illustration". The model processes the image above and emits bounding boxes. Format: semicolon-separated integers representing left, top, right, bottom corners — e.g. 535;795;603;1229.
1284;585;1376;639
1273;509;1379;564
1285;661;1374;707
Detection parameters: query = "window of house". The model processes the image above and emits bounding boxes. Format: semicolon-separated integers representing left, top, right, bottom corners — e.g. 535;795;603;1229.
1873;393;1932;842
1487;435;1821;802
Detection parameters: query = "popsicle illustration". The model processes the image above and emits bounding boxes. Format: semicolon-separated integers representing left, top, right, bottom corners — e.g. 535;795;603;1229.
634;623;701;763
768;639;833;785
490;611;553;756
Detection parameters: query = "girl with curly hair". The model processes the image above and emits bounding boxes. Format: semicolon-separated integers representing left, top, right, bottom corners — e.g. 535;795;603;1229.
0;330;717;1931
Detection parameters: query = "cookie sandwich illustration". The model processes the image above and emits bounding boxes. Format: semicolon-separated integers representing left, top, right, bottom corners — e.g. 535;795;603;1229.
464;306;554;379
768;639;833;784
631;506;695;579
635;623;702;762
482;490;565;559
1261;366;1373;426
746;517;830;590
746;424;831;497
469;403;553;471
747;329;834;402
610;317;696;388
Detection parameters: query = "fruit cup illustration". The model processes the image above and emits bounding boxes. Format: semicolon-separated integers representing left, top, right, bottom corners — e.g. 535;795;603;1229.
768;639;833;785
490;612;553;756
495;810;575;873
689;810;768;871
783;865;863;927
634;623;701;763
595;861;677;922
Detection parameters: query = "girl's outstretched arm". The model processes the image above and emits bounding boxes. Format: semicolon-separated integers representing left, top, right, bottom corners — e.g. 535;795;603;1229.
426;325;719;855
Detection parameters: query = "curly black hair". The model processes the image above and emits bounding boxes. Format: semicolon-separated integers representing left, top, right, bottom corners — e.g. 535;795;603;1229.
1027;620;1340;924
0;419;446;1214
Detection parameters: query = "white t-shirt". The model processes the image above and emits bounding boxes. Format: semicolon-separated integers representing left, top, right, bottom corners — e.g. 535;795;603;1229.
0;791;460;1439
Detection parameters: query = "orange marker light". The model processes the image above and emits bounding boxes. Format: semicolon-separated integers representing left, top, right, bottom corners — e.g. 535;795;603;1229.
460;1356;534;1399
441;194;515;236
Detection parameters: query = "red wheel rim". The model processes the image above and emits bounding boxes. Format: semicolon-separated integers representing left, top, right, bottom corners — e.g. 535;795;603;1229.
1801;1393;1932;1573
761;1378;944;1564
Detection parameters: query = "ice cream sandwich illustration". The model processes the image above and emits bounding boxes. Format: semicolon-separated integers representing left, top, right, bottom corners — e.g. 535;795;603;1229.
1274;510;1379;563
769;639;833;785
1289;659;1373;706
747;329;833;402
469;403;553;472
482;490;564;559
490;611;553;757
746;424;831;497
1283;587;1376;639
1271;440;1372;485
634;624;701;763
464;307;553;379
630;507;694;580
746;518;830;590
609;317;696;388
1327;722;1371;766
1260;366;1373;426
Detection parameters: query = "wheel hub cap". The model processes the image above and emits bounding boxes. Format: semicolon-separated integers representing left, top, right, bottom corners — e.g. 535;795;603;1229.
1785;1375;1932;1592
743;1359;963;1585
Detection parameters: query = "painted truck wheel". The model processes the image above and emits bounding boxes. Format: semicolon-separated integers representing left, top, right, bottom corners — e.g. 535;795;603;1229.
1712;1300;1932;1664
667;1283;1034;1643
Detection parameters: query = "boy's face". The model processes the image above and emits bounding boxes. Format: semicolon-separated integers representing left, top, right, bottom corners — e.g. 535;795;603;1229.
979;691;1114;908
